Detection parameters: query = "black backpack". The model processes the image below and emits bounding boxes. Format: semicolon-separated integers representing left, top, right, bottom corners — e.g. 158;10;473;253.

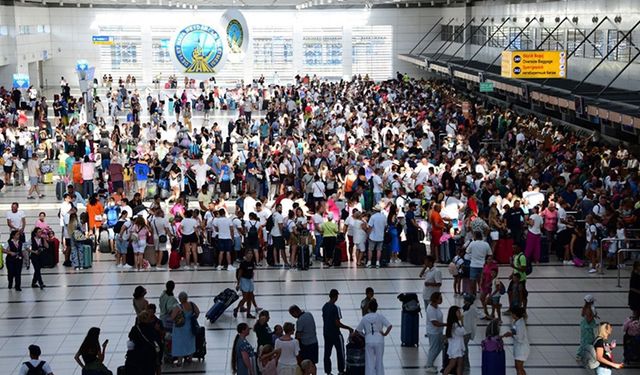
265;214;274;232
25;361;46;375
247;222;259;242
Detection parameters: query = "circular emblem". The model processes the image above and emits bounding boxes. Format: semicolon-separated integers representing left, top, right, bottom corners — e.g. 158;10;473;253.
173;24;225;75
514;55;522;63
513;67;521;75
227;19;244;54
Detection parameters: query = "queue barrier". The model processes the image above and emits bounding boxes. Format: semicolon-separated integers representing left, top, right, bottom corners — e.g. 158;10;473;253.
599;238;640;275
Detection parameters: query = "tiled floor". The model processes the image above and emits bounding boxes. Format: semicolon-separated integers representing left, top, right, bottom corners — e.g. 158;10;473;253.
1;183;638;374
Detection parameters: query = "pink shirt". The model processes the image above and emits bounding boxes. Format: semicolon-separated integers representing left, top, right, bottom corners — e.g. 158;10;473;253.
540;208;558;232
81;161;95;181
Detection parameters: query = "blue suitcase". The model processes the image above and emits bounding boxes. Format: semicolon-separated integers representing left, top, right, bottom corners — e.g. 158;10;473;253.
481;349;506;375
205;288;239;323
400;311;420;347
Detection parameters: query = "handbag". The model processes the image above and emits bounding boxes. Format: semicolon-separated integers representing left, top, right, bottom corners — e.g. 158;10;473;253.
152;219;168;243
73;229;87;242
174;309;185;327
137;326;161;354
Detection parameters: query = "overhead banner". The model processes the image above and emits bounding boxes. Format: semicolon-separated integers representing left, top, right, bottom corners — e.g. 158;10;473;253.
220;9;250;61
501;50;567;79
12;74;30;89
170;23;227;79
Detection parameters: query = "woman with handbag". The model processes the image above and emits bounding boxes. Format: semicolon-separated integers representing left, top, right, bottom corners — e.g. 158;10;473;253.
29;227;48;289
125;310;161;375
131;216;150;272
170;291;200;367
6;230;24;291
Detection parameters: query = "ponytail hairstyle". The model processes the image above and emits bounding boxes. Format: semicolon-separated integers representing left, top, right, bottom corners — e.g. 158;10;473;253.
231;323;249;374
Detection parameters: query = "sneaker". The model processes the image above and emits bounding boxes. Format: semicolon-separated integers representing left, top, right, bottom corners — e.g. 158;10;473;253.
228;265;236;271
588;268;597;273
156;266;165;270
563;260;571;265
618;264;625;269
426;367;438;373
123;264;132;269
217;265;223;271
27;196;35;199
366;264;373;268
375;264;380;269
38;194;45;198
193;265;198;270
116;264;122;268
183;265;190;270
134;268;140;272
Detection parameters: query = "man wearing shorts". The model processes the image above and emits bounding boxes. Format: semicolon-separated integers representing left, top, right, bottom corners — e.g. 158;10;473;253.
26;153;44;199
367;205;386;268
134;158;150;199
149;208;171;270
114;210;132;269
213;208;236;271
465;231;492;295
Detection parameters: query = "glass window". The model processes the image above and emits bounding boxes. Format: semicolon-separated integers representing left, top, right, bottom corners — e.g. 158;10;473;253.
592;29;606;58
617;30;633;62
470;26;487;46
352;25;393;80
253;27;294;79
489;26;508;48
567;28;586;57
607;29;619;60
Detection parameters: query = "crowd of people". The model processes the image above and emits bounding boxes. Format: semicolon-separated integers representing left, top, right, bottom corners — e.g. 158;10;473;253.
1;69;640;375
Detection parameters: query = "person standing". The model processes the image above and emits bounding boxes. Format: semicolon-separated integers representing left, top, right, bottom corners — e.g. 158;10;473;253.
577;294;598;362
593;322;624;374
231;323;257;375
360;287;377;316
502;307;530;375
29;227;48;289
271;203;288;267
26;153;44;199
289;305;319;365
159;280;179;330
524;206;543;264
442;305;466;375
7;202;27;242
74;327;110;374
170;292;200;366
234;251;259;319
19;345;54;375
322;289;353;375
426;292;445;373
213;208;236;271
274;322;300;375
367;205;386;268
321;212;339;267
466;231;492;295
419;255;442;312
354;299;393;375
6;230;24;291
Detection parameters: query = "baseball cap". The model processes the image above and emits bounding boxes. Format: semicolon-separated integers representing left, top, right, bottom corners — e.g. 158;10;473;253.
584;294;595;303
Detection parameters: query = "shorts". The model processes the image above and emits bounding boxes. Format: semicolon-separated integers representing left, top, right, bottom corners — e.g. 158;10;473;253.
107;228;115;240
3;165;12;174
469;267;483;281
182;233;198;244
220;180;231;193
491;296;501;306
132;239;147;253
239;277;254;293
218;238;232;252
356;242;366;252
272;236;285;250
29;176;39;186
116;238;129;254
112;180;124;192
234;236;242;252
136;180;147;191
368;240;383;252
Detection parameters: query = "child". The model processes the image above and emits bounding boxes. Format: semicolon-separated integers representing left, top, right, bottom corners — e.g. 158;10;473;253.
258;344;280;375
360;287;376;316
508;273;524;312
271;324;283;345
354;212;368;267
488;269;505;322
448;247;465;295
616;221;627;269
605;227;618;270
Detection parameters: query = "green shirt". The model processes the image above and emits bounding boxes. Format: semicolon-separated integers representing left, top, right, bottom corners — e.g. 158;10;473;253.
321;221;339;237
514;253;527;281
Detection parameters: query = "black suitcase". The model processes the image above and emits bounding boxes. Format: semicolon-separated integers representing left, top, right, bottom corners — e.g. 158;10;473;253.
40;247;56;268
298;244;310;270
56;180;65;200
126;245;135;266
409;243;427;266
206;288;240;323
98;230;111;253
198;244;215;267
400;311;420;347
193;326;206;360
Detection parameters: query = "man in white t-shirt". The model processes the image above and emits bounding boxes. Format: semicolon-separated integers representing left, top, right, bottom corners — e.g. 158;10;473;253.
191;158;211;190
6;202;26;241
270;203;287;267
19;345;54;375
149;208;172;270
371;169;383;205
355;300;393;375
367;206;387;268
213;208;236;271
312;205;325;260
419;255;442;308
26;153;44;199
465;232;492;295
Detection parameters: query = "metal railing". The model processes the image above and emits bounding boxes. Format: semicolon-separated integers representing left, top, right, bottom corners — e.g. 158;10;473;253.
599;238;640;275
617;248;640;287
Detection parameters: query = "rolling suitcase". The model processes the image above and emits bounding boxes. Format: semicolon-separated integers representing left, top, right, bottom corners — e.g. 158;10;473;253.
40;247;55;268
495;239;513;264
345;334;365;375
56;180;65;200
298;244;310;270
193;326;206;360
98;230;111;253
205;288;239;323
126;245;135;266
623;333;640;363
161;250;169;266
82;244;93;268
481;338;506;375
169;250;181;269
198;244;215;267
409;243;426;266
143;244;157;266
400;311;420;347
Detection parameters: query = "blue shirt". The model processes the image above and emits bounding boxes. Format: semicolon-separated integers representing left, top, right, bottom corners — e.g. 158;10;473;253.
220;164;231;182
134;162;150;181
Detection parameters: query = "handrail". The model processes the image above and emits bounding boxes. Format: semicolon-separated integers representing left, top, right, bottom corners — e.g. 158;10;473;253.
600;238;640;275
617;248;640;287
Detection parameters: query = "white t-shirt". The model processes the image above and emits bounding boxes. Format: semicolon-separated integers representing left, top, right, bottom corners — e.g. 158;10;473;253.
466;240;492;268
181;218;199;235
312;180;325;198
528;214;543;235
274;337;300;366
372;174;383;193
6;210;26;230
356;312;392;344
191;163;211;188
213;216;233;239
232;217;243;238
150;216;170;237
19;360;53;375
422;267;442;302
352;219;367;245
271;211;284;237
426;304;444;335
368;212;387;242
312;213;324;235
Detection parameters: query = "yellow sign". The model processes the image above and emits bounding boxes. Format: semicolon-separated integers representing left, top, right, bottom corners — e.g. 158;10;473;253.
501;50;567;79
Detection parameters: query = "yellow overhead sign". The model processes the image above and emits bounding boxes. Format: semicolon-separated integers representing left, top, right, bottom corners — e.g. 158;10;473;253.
501;50;567;79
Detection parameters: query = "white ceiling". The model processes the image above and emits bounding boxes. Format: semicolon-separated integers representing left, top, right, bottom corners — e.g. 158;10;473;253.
20;0;475;9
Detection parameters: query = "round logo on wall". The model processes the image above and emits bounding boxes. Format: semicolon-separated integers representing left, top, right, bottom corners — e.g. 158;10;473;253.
173;24;226;77
227;19;244;53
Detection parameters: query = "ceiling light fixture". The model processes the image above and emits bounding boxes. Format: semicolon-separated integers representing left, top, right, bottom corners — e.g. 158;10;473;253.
77;3;80;7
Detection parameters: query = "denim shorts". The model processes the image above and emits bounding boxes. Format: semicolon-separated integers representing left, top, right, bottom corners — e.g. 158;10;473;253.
469;267;483;281
116;238;128;254
239;277;254;293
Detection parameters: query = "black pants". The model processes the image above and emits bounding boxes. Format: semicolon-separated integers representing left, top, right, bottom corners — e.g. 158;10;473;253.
30;255;44;287
323;236;336;262
300;342;319;364
323;333;345;374
6;257;22;289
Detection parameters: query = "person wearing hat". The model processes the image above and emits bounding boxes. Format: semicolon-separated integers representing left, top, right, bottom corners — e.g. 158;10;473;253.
577;294;599;362
19;344;54;375
321;289;353;375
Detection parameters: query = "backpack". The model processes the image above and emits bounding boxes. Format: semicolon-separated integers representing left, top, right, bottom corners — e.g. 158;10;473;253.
265;214;274;232
247;222;259;243
282;220;291;240
105;206;119;227
24;361;46;375
518;253;533;275
584;337;601;369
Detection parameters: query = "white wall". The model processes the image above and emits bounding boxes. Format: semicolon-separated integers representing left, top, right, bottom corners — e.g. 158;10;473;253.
423;0;640;91
35;6;442;87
